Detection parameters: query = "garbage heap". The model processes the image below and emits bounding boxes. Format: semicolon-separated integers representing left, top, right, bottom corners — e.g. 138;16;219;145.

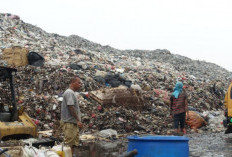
0;13;231;135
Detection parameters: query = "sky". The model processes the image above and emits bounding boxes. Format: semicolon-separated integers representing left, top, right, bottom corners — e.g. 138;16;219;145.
1;0;232;71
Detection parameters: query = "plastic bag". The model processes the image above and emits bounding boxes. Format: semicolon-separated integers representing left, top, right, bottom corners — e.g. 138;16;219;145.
98;129;118;138
28;51;44;67
186;111;207;130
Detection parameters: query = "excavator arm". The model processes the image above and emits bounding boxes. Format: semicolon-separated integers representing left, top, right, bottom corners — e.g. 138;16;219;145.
0;66;37;140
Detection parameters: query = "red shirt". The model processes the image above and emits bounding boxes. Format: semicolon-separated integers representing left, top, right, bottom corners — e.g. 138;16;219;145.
170;91;187;114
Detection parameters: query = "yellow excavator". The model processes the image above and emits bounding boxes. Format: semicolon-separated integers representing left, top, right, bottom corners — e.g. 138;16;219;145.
0;66;37;140
223;81;232;134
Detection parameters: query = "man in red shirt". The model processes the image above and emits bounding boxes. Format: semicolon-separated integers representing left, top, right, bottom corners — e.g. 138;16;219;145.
170;81;189;134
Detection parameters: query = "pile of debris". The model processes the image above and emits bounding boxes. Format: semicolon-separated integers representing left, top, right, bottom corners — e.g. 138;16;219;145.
0;13;230;136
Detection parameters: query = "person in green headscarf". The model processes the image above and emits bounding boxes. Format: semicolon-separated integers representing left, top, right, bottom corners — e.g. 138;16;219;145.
170;81;189;134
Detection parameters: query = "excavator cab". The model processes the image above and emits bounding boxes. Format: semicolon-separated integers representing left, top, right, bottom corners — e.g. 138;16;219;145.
0;66;37;140
223;81;232;134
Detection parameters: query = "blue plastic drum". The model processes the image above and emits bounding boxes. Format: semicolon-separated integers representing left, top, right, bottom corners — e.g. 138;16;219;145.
127;136;189;157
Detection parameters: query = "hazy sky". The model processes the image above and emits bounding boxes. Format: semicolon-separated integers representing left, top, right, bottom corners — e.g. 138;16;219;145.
1;0;232;71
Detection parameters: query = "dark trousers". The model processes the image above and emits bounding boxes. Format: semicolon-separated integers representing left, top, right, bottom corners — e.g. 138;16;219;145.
174;112;186;129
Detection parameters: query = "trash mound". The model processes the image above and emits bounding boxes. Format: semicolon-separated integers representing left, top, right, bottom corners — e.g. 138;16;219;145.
0;13;230;135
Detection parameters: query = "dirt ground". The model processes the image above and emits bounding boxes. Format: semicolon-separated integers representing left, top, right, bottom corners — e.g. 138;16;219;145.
1;131;232;157
76;132;232;157
187;132;232;157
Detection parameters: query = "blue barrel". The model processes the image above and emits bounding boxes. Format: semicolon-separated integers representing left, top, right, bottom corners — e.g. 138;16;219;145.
127;136;189;157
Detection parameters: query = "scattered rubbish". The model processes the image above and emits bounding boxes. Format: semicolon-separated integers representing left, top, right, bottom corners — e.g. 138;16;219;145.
80;134;96;141
98;129;118;139
51;144;72;157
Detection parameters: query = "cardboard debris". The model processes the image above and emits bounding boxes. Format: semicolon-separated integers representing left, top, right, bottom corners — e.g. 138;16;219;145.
2;46;28;67
90;86;145;109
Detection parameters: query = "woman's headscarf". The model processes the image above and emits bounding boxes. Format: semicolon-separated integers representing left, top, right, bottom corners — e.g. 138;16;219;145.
172;81;183;98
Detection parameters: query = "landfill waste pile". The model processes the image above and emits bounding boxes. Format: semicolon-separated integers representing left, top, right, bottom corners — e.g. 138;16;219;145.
0;12;231;138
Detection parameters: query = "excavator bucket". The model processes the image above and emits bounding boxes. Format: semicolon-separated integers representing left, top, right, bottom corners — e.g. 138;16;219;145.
0;112;37;139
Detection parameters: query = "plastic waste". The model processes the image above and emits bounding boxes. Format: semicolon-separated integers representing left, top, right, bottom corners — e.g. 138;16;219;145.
51;144;72;157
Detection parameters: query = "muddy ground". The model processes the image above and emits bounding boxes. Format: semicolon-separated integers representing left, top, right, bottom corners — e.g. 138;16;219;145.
76;132;232;157
1;131;231;157
188;132;232;157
